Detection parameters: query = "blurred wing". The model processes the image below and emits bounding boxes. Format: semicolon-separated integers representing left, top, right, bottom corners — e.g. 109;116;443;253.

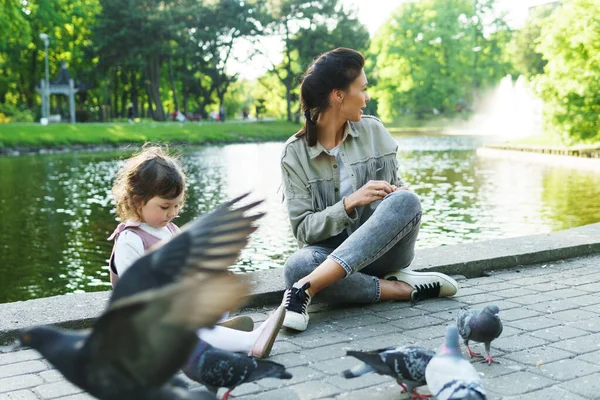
111;193;263;303
85;274;250;387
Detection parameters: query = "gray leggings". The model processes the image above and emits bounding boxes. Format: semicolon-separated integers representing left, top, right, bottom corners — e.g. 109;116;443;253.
283;190;422;304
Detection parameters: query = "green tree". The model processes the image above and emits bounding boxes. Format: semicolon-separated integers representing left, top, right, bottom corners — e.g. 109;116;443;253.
370;0;512;121
509;3;557;79
535;0;600;143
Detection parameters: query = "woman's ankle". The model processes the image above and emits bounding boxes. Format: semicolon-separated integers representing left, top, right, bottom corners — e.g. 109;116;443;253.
379;279;413;301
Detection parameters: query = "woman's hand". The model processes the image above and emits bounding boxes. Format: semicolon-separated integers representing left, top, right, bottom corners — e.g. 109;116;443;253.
343;180;396;214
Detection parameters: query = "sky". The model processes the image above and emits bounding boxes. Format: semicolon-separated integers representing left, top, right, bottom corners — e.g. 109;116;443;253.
227;0;552;80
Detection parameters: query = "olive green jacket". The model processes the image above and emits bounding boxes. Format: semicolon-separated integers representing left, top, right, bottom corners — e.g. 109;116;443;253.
280;115;404;247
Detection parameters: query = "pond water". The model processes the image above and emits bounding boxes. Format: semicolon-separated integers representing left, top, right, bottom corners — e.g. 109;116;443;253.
2;134;600;303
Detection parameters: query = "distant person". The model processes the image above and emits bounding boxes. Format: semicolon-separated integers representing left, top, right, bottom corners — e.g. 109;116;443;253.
279;48;459;332
107;144;285;358
243;108;249;120
127;103;134;124
219;105;226;122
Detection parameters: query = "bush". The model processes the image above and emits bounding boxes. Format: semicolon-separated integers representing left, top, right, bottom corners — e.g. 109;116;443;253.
0;103;35;123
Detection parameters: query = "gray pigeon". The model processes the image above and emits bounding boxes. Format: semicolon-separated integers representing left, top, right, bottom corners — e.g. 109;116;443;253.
183;340;292;399
457;305;503;364
425;326;486;400
343;345;435;399
16;195;262;400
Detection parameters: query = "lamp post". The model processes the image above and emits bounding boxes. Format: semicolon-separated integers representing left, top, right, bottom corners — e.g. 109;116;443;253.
39;33;50;120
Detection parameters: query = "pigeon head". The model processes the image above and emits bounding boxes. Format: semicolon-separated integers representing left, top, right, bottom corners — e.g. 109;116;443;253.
19;326;63;352
483;305;500;318
438;325;461;356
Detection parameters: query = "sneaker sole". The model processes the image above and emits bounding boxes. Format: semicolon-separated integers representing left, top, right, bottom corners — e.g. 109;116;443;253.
384;269;459;297
216;315;254;332
282;314;308;331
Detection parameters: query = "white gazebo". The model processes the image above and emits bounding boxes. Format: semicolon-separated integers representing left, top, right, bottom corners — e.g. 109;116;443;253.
37;61;79;124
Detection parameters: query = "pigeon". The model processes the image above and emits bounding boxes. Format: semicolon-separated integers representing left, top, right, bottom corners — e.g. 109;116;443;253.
343;345;435;399
16;195;263;400
183;340;292;400
425;325;486;400
457;305;503;364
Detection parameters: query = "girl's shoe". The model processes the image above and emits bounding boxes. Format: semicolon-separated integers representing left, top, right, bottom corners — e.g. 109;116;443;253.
249;305;286;358
282;282;312;331
216;315;254;332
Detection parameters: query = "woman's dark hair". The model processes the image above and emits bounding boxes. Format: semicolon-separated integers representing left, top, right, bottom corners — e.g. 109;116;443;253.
296;47;365;146
112;144;186;221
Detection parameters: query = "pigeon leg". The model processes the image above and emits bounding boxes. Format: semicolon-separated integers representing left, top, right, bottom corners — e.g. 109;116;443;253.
481;352;500;365
397;382;408;392
466;345;483;359
222;389;236;400
410;388;432;399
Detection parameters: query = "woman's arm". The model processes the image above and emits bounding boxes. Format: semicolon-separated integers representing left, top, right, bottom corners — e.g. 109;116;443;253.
113;230;144;276
281;159;358;245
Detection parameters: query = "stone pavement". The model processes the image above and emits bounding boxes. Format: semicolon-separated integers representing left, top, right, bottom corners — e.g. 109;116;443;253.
3;253;600;399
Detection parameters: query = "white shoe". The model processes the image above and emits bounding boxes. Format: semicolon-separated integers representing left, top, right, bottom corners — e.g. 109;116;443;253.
282;282;312;331
383;269;458;301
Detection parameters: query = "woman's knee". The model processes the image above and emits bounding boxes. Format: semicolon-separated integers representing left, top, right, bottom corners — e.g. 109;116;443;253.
385;190;421;214
283;249;317;287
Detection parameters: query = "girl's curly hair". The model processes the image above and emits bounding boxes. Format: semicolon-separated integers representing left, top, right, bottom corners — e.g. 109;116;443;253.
111;144;186;221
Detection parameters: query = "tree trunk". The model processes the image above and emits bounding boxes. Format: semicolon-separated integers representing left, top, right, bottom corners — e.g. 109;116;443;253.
168;54;179;112
120;70;128;118
131;69;139;116
146;55;165;121
284;22;293;121
113;68;119;119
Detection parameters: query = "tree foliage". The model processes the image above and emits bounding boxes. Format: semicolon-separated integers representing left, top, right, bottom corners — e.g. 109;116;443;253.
534;0;600;143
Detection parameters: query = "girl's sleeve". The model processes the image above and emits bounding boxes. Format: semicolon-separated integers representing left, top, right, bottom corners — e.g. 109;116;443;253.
113;230;144;276
281;155;358;245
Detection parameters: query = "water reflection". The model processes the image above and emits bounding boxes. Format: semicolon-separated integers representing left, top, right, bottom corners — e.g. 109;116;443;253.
1;135;600;303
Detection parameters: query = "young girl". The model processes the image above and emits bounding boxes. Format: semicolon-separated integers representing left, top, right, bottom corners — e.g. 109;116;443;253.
280;48;459;332
108;144;284;358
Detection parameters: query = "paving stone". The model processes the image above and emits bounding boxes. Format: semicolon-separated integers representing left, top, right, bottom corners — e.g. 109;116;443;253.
484;371;557;395
509;293;559;305
258;366;323;389
546;309;597;323
327;372;390;391
493;334;548;353
523;282;569;292
500;307;541;322
574;350;600;365
451;293;504;306
0;350;42;366
503;345;575;366
0;360;48;379
339;323;401;341
33;381;82;399
388;315;444;330
334;382;414;400
0;374;44;393
506;316;562;331
548;333;600;354
502;385;589;400
559;372;600;398
411;298;465;312
533;358;599;381
0;390;41;400
530;325;590;342
526;299;583;314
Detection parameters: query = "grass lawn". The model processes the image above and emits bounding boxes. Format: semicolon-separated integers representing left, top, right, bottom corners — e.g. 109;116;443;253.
0;120;302;149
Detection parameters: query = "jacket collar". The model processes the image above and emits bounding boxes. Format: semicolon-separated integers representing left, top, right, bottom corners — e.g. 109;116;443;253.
307;122;360;159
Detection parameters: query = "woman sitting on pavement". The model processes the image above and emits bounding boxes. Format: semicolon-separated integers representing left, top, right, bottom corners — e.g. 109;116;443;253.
279;47;459;332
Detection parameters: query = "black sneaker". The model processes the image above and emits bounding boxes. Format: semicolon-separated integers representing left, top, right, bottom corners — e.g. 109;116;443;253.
410;282;441;305
282;282;312;331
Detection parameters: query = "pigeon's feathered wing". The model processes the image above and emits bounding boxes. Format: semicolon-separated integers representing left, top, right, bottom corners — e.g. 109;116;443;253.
344;345;434;395
183;340;292;393
457;305;503;363
426;326;486;400
18;194;262;400
111;193;264;303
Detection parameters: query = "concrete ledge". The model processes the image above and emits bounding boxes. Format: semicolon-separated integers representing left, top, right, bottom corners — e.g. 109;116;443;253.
2;222;600;344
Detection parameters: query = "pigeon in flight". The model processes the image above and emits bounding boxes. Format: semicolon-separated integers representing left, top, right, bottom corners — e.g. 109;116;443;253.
425;325;487;400
343;345;435;399
16;194;263;399
457;305;503;364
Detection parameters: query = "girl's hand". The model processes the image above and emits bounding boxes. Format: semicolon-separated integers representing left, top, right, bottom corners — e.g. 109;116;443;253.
344;180;395;213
